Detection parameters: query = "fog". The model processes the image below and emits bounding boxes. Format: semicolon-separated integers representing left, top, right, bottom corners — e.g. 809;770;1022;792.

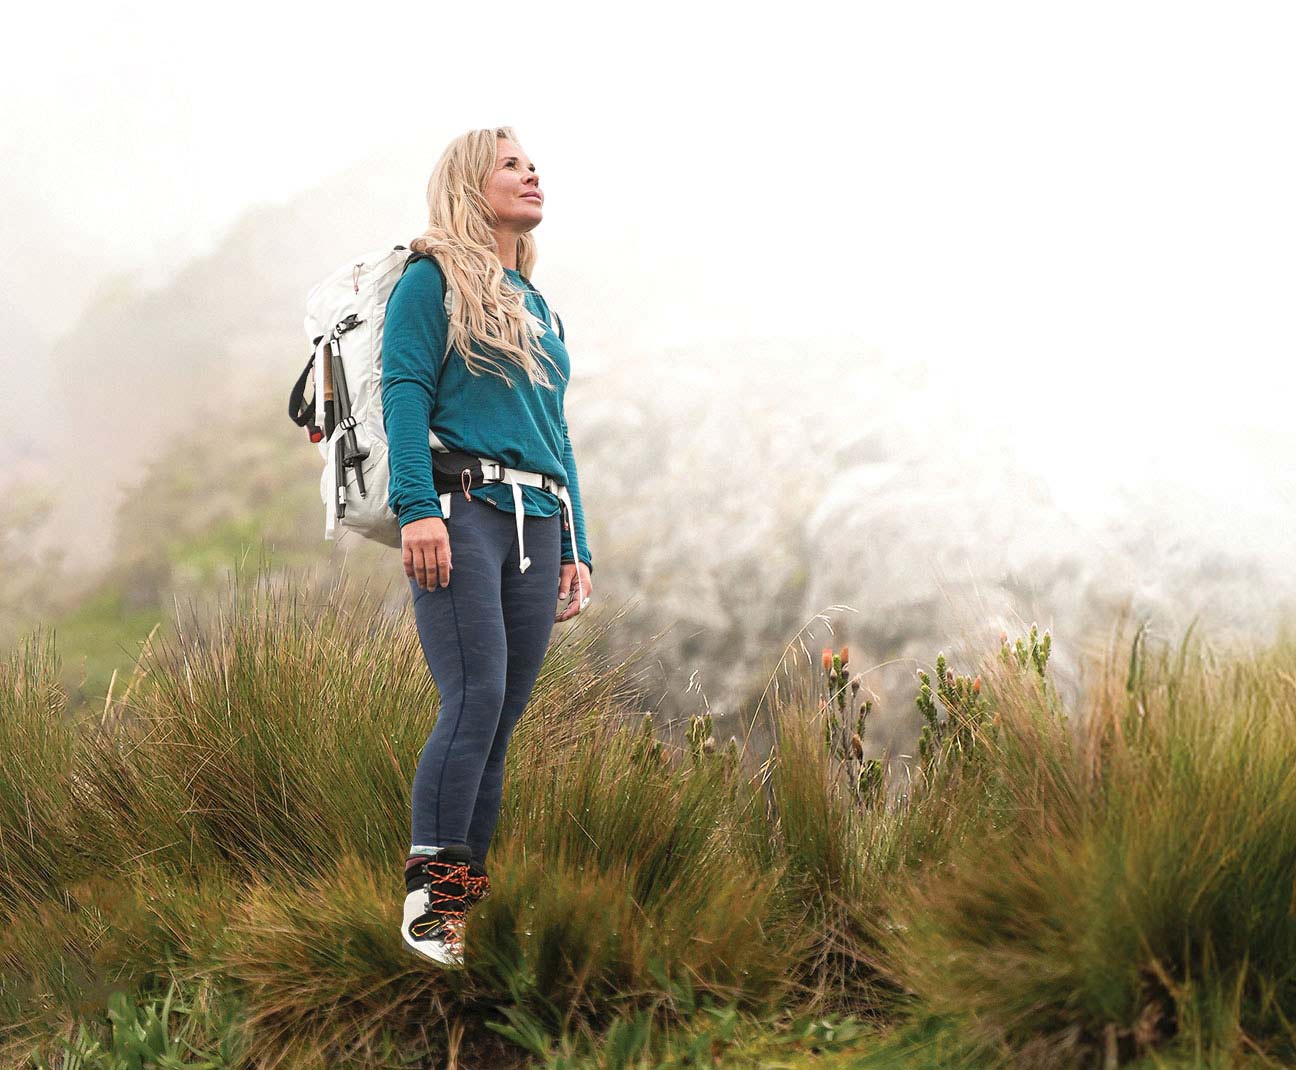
3;1;1294;724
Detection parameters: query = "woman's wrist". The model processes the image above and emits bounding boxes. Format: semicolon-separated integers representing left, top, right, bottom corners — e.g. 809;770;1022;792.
400;505;445;527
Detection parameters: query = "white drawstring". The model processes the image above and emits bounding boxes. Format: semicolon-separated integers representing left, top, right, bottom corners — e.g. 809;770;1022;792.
508;474;531;574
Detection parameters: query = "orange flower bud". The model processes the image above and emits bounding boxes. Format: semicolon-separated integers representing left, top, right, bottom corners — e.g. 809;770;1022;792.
999;630;1008;645
972;675;982;695
840;646;850;666
822;648;833;672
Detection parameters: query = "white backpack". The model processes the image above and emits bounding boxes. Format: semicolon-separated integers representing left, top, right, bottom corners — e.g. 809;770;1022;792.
287;245;570;552
288;244;445;547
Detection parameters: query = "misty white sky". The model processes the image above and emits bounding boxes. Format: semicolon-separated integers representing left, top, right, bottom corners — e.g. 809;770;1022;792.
5;0;1294;512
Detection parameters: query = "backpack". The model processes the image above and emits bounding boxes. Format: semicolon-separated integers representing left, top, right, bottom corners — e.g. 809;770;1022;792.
287;245;565;547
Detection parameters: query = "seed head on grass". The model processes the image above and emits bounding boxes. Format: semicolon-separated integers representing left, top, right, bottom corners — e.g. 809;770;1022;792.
631;712;666;767
686;713;715;762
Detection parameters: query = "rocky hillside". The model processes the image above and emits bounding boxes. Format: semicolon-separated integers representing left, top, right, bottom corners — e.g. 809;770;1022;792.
9;151;1295;753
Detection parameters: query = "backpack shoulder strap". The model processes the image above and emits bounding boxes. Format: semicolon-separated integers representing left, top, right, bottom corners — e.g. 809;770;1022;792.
402;249;443;278
517;271;565;341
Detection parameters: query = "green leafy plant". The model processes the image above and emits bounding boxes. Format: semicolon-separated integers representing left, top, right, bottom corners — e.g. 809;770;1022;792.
916;628;1051;776
34;984;239;1070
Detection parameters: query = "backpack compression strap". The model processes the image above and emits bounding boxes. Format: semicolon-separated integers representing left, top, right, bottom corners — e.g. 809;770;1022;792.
287;338;325;442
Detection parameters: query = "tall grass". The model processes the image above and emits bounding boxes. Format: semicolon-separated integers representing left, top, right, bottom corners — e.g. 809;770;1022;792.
0;629;77;906
3;570;1296;1068
77;569;443;878
4;568;819;1066
870;618;1296;1068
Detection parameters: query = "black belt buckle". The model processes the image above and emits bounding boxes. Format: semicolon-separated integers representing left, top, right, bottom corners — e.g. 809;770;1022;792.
432;449;485;495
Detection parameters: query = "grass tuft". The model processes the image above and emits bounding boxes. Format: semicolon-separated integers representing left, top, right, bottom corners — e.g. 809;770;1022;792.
4;572;1296;1067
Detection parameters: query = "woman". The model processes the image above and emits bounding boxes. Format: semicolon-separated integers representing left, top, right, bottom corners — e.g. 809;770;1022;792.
381;127;595;968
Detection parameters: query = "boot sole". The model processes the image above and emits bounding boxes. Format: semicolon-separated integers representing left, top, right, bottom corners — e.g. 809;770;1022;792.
400;931;465;969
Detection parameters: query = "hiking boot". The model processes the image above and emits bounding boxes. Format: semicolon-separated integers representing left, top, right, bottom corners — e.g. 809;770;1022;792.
401;845;473;968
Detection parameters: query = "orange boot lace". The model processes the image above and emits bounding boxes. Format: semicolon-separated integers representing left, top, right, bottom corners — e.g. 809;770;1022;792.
464;870;491;906
409;857;471;941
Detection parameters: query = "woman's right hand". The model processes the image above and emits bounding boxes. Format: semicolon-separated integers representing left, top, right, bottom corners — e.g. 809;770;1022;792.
402;516;452;590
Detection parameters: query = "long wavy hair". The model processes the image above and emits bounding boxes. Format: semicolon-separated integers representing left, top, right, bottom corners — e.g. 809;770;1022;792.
408;127;561;391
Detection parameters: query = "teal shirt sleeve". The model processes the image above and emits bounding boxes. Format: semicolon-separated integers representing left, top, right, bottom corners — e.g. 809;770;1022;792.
381;259;445;525
560;414;593;575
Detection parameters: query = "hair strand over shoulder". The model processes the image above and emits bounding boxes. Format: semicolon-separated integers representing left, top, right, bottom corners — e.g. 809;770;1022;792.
408;126;561;390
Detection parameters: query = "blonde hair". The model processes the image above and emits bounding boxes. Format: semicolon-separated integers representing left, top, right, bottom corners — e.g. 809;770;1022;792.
408;127;560;391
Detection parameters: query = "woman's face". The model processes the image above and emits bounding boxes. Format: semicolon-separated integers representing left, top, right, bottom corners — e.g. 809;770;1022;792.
484;138;543;232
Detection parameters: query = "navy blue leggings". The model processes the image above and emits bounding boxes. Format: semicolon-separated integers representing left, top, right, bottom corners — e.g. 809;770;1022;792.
407;493;561;866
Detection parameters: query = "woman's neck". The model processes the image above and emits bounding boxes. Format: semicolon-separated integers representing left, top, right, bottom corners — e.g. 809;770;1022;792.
493;230;519;271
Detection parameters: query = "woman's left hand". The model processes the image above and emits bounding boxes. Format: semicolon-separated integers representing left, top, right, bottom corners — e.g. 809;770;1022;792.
555;562;593;622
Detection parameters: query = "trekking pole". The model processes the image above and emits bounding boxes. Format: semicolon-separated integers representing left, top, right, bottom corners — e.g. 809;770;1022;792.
335;434;348;519
321;341;336;440
321;341;347;517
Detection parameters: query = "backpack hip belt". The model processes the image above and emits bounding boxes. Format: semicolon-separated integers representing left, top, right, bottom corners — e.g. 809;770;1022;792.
433;452;585;609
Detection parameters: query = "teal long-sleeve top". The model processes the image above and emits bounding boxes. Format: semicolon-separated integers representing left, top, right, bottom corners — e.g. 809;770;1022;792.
380;257;593;574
